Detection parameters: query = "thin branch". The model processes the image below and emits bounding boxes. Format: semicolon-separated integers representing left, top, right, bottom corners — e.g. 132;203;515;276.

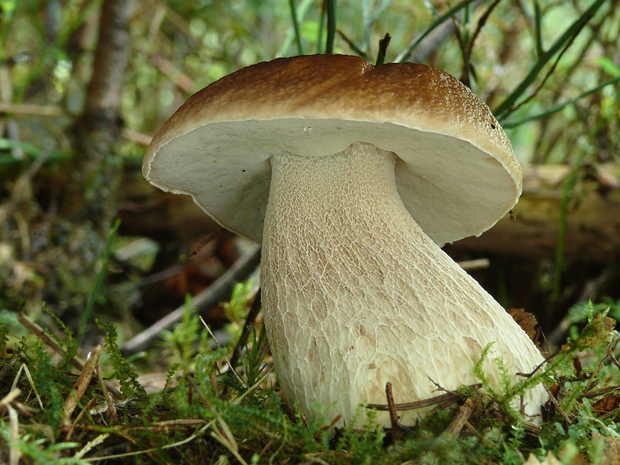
122;245;261;354
385;382;400;443
441;397;475;441
375;33;391;65
367;384;479;411
17;310;121;396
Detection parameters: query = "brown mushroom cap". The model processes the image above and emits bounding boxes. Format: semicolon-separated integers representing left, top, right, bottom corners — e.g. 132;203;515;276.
143;54;521;246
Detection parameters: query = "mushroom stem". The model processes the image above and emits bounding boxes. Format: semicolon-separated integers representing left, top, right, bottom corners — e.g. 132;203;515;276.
261;142;545;427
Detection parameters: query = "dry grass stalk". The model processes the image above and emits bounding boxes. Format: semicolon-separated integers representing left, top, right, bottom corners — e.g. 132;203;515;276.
62;345;102;426
441;397;476;441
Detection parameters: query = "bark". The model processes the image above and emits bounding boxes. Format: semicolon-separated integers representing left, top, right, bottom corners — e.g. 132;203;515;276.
19;0;138;323
69;0;135;231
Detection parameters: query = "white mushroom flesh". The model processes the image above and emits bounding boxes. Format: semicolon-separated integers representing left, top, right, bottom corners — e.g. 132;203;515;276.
261;141;546;427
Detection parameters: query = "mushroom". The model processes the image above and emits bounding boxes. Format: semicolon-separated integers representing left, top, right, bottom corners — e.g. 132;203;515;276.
143;55;547;427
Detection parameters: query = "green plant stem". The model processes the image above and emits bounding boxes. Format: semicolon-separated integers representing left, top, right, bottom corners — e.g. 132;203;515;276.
78;218;121;344
317;0;325;52
533;0;543;57
395;0;475;63
502;76;620;128
324;0;336;54
494;0;608;119
288;0;304;55
465;0;501;58
278;0;314;56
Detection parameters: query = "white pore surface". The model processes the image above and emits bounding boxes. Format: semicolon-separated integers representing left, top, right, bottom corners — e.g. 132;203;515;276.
260;143;546;427
144;118;519;246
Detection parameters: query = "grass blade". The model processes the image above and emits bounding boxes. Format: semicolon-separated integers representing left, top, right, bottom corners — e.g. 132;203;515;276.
395;0;476;63
78;218;121;345
502;76;620;128
288;0;304;55
324;0;337;54
362;0;394;53
338;29;369;59
362;0;372;52
534;0;543;57
278;0;314;57
494;0;607;119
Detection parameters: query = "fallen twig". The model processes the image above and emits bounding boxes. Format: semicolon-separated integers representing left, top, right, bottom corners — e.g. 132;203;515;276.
367;384;480;411
385;382;400;443
17;309;121;397
62;345;102;426
122;245;261;354
441;397;475;441
17;309;85;372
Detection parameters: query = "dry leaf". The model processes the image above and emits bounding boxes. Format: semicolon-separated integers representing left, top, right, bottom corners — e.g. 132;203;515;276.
573;357;583;378
593;393;620;415
509;308;538;341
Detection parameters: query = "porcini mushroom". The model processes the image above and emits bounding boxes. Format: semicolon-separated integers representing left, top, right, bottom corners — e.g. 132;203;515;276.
143;55;547;427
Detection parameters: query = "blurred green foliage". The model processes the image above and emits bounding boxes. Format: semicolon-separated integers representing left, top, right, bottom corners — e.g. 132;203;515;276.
1;2;619;461
0;0;617;166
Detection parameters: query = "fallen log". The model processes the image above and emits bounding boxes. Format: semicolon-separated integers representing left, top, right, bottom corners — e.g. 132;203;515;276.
453;164;620;262
119;164;620;263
